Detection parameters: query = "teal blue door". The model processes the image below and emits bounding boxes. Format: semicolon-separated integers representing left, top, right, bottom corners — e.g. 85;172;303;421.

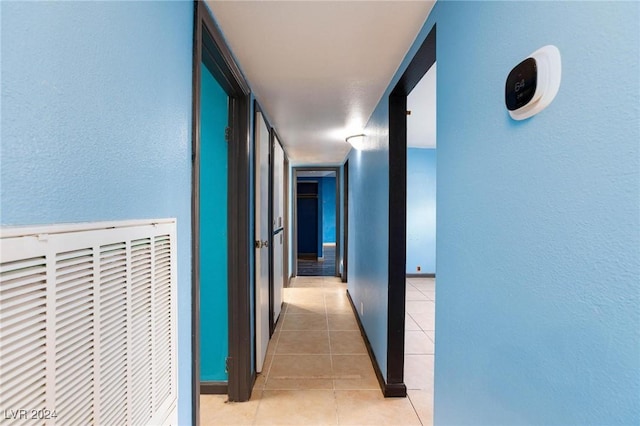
200;62;229;382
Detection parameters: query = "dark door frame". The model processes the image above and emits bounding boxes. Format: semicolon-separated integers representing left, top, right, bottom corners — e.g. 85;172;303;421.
386;24;436;397
192;2;253;421
342;160;349;283
292;166;341;277
269;130;287;333
283;156;290;287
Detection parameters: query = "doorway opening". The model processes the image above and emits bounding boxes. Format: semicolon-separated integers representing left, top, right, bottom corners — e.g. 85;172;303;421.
192;2;253;422
404;61;437;394
386;24;436;397
292;167;341;278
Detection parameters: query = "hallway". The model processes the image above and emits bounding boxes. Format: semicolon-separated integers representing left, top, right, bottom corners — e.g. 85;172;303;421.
200;276;434;425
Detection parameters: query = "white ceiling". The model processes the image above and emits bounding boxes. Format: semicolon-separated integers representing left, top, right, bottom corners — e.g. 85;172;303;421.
206;0;436;165
407;62;436;148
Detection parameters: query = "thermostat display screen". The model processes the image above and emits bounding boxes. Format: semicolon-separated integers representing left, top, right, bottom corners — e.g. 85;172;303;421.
505;58;537;111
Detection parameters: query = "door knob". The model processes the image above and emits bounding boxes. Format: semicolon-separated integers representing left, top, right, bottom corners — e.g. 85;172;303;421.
255;240;269;248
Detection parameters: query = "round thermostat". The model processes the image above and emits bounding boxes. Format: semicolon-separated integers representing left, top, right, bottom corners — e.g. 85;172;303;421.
505;45;561;120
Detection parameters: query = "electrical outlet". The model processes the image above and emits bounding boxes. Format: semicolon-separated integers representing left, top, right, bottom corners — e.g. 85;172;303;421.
417;266;421;272
360;301;364;316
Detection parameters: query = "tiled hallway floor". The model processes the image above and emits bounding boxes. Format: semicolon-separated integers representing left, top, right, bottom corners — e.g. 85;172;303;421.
200;276;434;425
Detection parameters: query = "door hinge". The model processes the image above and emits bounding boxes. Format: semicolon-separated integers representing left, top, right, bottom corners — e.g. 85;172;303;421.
225;356;231;374
225;127;232;142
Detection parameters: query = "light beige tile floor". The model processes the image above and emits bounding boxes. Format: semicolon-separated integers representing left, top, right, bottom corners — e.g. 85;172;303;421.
200;276;435;425
404;278;435;426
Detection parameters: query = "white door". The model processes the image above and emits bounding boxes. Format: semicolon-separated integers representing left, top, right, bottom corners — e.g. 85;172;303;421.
255;113;270;373
272;139;285;323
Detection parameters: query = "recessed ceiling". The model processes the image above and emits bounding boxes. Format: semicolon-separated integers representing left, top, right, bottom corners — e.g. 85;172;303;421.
407;62;436;148
206;0;435;165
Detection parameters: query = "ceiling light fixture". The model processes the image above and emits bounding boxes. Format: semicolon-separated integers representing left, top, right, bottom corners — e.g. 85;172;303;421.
345;133;366;150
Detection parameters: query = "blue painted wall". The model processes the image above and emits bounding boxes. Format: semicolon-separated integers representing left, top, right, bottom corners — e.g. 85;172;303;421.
346;135;390;375
0;2;194;423
322;177;337;243
406;148;436;274
199;64;229;381
350;0;639;424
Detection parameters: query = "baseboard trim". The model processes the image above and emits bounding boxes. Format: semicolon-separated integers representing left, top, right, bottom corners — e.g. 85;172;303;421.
346;290;407;398
406;273;435;278
274;302;284;328
384;382;408;397
200;381;228;395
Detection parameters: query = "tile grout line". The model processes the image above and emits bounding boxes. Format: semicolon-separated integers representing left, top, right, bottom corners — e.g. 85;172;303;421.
324;285;335;390
321;279;341;425
406;391;426;426
250;391;261;426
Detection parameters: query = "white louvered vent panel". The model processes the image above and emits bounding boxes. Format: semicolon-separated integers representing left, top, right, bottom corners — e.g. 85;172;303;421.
0;257;48;426
130;238;154;426
55;248;95;426
0;220;177;426
98;242;129;426
153;234;173;410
